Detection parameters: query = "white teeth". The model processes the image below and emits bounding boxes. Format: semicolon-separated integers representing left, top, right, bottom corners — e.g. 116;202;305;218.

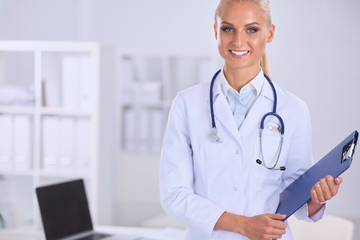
231;50;248;56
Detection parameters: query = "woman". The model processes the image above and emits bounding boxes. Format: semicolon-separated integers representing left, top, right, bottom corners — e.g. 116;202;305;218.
159;0;342;239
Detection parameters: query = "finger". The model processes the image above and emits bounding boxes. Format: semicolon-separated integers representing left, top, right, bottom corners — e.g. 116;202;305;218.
336;177;343;185
267;215;287;230
314;182;326;202
319;178;332;200
267;213;287;221
325;176;337;195
266;231;285;240
311;187;320;203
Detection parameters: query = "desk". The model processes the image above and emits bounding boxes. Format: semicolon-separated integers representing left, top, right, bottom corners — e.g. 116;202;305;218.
0;226;186;240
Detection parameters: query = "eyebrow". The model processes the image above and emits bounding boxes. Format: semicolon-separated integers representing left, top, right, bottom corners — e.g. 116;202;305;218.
221;21;261;27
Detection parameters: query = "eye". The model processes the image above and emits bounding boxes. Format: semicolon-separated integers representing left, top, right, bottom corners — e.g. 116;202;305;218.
222;27;234;33
247;28;258;33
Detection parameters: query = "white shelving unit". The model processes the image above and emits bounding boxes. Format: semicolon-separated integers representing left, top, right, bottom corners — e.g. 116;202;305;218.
117;50;218;154
114;50;219;225
0;41;111;235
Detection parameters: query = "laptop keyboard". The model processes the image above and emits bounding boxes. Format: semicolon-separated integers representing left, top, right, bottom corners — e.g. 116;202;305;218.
77;233;111;240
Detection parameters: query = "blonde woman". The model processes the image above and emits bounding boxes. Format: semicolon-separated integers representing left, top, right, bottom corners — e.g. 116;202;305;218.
160;1;342;239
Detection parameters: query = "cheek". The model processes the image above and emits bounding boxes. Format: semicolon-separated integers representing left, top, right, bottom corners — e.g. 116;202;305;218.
250;36;267;52
217;34;229;53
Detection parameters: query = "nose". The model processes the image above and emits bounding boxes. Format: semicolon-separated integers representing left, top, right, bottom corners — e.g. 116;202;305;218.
232;31;247;47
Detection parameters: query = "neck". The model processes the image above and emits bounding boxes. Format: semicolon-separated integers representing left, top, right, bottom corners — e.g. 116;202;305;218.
223;64;261;92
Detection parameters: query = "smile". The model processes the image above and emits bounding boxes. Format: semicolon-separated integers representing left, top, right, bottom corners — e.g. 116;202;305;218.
230;50;249;56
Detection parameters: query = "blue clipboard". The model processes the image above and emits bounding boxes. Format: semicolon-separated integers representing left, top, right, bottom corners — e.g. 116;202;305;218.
275;130;358;220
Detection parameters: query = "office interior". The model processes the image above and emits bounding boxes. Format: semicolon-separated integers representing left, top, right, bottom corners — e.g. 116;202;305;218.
0;0;359;239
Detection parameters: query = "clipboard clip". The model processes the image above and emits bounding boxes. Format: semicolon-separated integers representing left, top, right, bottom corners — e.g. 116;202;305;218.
342;142;355;163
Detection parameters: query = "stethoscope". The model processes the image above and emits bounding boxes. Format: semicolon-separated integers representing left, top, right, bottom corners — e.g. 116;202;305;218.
210;69;286;171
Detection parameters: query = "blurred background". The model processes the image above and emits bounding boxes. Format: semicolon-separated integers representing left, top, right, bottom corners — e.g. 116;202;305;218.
0;0;359;239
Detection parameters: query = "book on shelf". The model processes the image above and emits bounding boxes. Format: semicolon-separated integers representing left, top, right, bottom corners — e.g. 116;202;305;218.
0;115;13;170
13;115;32;170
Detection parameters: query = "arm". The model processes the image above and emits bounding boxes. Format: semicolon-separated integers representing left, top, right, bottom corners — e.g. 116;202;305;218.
214;212;287;240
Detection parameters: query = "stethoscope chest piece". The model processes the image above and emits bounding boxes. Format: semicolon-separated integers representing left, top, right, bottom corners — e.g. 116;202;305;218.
212;127;222;143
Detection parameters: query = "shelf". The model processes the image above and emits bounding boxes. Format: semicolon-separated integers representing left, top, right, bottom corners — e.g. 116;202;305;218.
122;101;172;109
37;170;91;179
0;106;34;115
0;40;99;52
0;169;35;177
0;41;110;232
118;51;216;153
39;107;92;118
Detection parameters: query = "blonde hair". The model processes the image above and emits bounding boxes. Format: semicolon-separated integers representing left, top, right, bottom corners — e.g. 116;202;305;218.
215;0;272;77
214;0;272;26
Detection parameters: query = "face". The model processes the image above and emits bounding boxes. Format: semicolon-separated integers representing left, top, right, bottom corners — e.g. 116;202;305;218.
214;1;275;72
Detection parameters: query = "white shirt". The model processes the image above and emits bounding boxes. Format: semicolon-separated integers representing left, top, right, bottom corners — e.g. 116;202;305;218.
220;68;263;129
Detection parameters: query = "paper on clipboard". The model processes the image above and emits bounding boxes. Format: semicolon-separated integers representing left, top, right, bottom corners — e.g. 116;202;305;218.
275;130;358;220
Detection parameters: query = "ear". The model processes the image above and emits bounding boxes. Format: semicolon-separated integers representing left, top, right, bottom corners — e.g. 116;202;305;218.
267;24;275;43
214;23;218;40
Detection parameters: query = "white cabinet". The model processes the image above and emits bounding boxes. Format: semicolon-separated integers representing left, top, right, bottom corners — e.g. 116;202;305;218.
0;41;112;234
117;50;218;153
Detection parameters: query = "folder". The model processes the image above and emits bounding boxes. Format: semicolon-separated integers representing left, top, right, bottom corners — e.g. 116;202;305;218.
276;131;358;220
42;117;59;171
74;119;91;173
58;118;75;172
13;115;32;170
0;115;13;170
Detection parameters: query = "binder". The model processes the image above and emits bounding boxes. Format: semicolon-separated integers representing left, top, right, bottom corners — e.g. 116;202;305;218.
276;131;358;220
75;119;91;173
0;115;13;170
42;117;59;171
58;118;75;172
13;115;32;170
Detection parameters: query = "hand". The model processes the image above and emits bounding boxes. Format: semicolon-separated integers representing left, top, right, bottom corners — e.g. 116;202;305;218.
215;212;287;240
242;213;287;240
310;175;342;204
308;175;343;217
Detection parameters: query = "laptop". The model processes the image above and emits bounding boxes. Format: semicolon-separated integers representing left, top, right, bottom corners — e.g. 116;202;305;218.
36;179;140;240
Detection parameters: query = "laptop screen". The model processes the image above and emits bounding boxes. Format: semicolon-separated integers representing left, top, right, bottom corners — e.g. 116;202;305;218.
36;179;93;240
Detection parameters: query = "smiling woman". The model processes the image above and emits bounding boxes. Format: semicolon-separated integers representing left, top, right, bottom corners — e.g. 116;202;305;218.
159;1;344;240
213;0;274;91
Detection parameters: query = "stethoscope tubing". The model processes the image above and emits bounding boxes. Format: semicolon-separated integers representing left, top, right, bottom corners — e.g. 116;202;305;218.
209;69;286;170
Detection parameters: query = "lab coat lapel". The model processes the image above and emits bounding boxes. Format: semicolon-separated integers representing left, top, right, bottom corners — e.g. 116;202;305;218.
210;76;242;144
239;79;274;138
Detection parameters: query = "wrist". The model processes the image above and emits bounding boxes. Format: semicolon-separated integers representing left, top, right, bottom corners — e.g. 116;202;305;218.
307;199;325;217
214;211;247;235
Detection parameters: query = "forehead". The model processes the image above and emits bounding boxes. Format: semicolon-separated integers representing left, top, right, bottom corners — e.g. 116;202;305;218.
216;1;267;25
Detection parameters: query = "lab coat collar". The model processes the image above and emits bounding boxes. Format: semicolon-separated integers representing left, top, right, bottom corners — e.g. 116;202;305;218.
209;69;274;146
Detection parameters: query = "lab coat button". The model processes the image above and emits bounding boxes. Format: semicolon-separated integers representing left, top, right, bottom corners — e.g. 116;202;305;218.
235;150;240;154
233;187;237;191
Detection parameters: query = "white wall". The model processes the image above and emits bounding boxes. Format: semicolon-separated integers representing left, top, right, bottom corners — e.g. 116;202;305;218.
269;0;360;219
1;0;360;236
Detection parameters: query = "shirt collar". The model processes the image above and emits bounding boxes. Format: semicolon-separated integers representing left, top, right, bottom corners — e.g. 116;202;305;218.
220;67;264;97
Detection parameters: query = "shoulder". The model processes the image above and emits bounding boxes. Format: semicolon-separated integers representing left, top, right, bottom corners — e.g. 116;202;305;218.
274;83;310;115
175;81;210;103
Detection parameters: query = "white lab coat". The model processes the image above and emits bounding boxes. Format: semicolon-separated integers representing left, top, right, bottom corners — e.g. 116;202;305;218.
159;71;324;240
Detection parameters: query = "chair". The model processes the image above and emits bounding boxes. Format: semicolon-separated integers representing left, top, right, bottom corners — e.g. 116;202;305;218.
288;214;354;240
